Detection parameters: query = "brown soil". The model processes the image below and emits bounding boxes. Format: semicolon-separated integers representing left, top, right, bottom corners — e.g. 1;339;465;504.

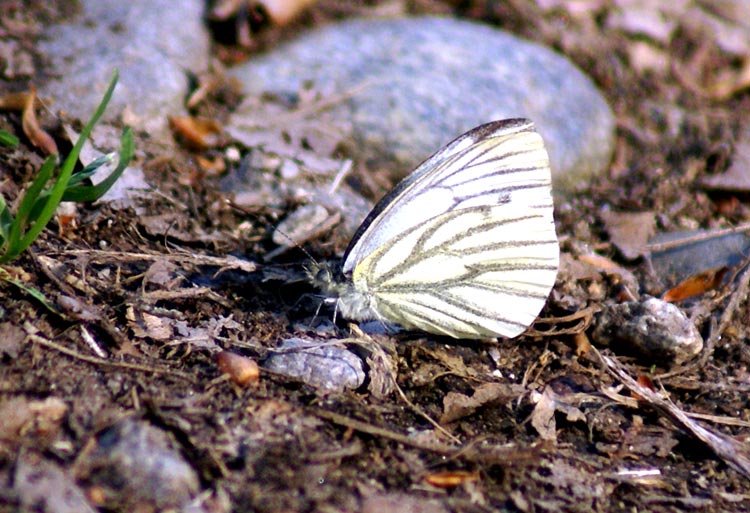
2;2;750;512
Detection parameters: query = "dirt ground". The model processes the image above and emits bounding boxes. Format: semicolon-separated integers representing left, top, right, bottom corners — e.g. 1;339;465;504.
2;1;750;512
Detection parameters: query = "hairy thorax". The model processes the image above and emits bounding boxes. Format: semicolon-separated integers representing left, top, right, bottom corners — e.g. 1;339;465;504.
308;262;380;321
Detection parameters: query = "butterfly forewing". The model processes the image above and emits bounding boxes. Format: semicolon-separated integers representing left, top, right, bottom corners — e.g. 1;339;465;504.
342;119;552;274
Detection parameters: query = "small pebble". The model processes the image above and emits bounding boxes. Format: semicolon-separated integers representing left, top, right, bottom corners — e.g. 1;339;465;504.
75;418;199;511
591;297;703;365
216;351;260;386
263;338;365;393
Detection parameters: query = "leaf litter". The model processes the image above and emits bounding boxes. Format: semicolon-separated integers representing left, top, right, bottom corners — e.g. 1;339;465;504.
2;1;750;513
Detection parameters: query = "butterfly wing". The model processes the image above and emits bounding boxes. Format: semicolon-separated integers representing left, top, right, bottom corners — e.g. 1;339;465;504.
349;203;559;339
342;118;553;275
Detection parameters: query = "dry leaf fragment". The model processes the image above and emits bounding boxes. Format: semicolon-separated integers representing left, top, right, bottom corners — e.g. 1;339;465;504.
126;307;174;340
216;351;260;386
600;209;656;260
424;470;480;488
662;267;728;302
0;322;25;359
169;115;222;150
530;383;588;442
571;253;640;297
22;85;57;156
440;382;522;424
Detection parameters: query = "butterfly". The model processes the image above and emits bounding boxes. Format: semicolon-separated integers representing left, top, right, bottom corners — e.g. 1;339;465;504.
311;118;559;339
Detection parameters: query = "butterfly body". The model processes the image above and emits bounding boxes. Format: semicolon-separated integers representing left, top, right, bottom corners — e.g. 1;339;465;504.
313;119;559;340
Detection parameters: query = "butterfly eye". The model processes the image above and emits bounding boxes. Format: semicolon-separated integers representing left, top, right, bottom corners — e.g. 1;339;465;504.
315;267;331;283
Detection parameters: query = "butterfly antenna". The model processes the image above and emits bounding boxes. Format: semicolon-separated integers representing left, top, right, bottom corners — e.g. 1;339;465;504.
228;198;318;265
264;227;318;263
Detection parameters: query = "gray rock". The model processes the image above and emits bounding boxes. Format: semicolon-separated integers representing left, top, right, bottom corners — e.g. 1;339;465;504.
74;418;200;511
39;0;209;139
15;453;97;513
591;298;703;365
229;16;614;190
263;337;366;392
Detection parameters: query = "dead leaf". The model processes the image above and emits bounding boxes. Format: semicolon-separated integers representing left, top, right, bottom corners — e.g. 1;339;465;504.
138;213;224;243
662;267;728;302
269;204;341;258
142;259;180;288
0;322;25;359
440;382;522;424
126;307;174;340
600;209;656;259
22;85;57;155
570;252;640;296
169;115;222;150
424;470;479;488
530;381;589;442
56;295;102;322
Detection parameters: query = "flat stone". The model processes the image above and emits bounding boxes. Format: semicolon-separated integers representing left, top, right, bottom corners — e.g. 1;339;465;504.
229;16;615;190
39;0;209;140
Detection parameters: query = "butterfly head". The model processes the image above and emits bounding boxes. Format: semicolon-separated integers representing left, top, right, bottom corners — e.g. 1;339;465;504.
307;260;381;322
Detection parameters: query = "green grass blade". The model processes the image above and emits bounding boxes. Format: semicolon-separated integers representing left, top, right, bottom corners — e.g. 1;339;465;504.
16;70;120;254
61;127;134;202
0;196;12;245
0;129;19;147
68;154;114;186
0;267;60;314
2;156;56;261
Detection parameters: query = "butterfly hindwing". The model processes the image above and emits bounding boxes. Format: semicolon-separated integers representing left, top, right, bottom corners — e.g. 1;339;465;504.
350;203;559;339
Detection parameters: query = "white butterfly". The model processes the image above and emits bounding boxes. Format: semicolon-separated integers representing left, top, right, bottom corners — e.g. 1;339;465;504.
312;118;559;339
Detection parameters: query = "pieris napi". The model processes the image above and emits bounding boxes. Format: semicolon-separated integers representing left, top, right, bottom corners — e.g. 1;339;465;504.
311;118;559;340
